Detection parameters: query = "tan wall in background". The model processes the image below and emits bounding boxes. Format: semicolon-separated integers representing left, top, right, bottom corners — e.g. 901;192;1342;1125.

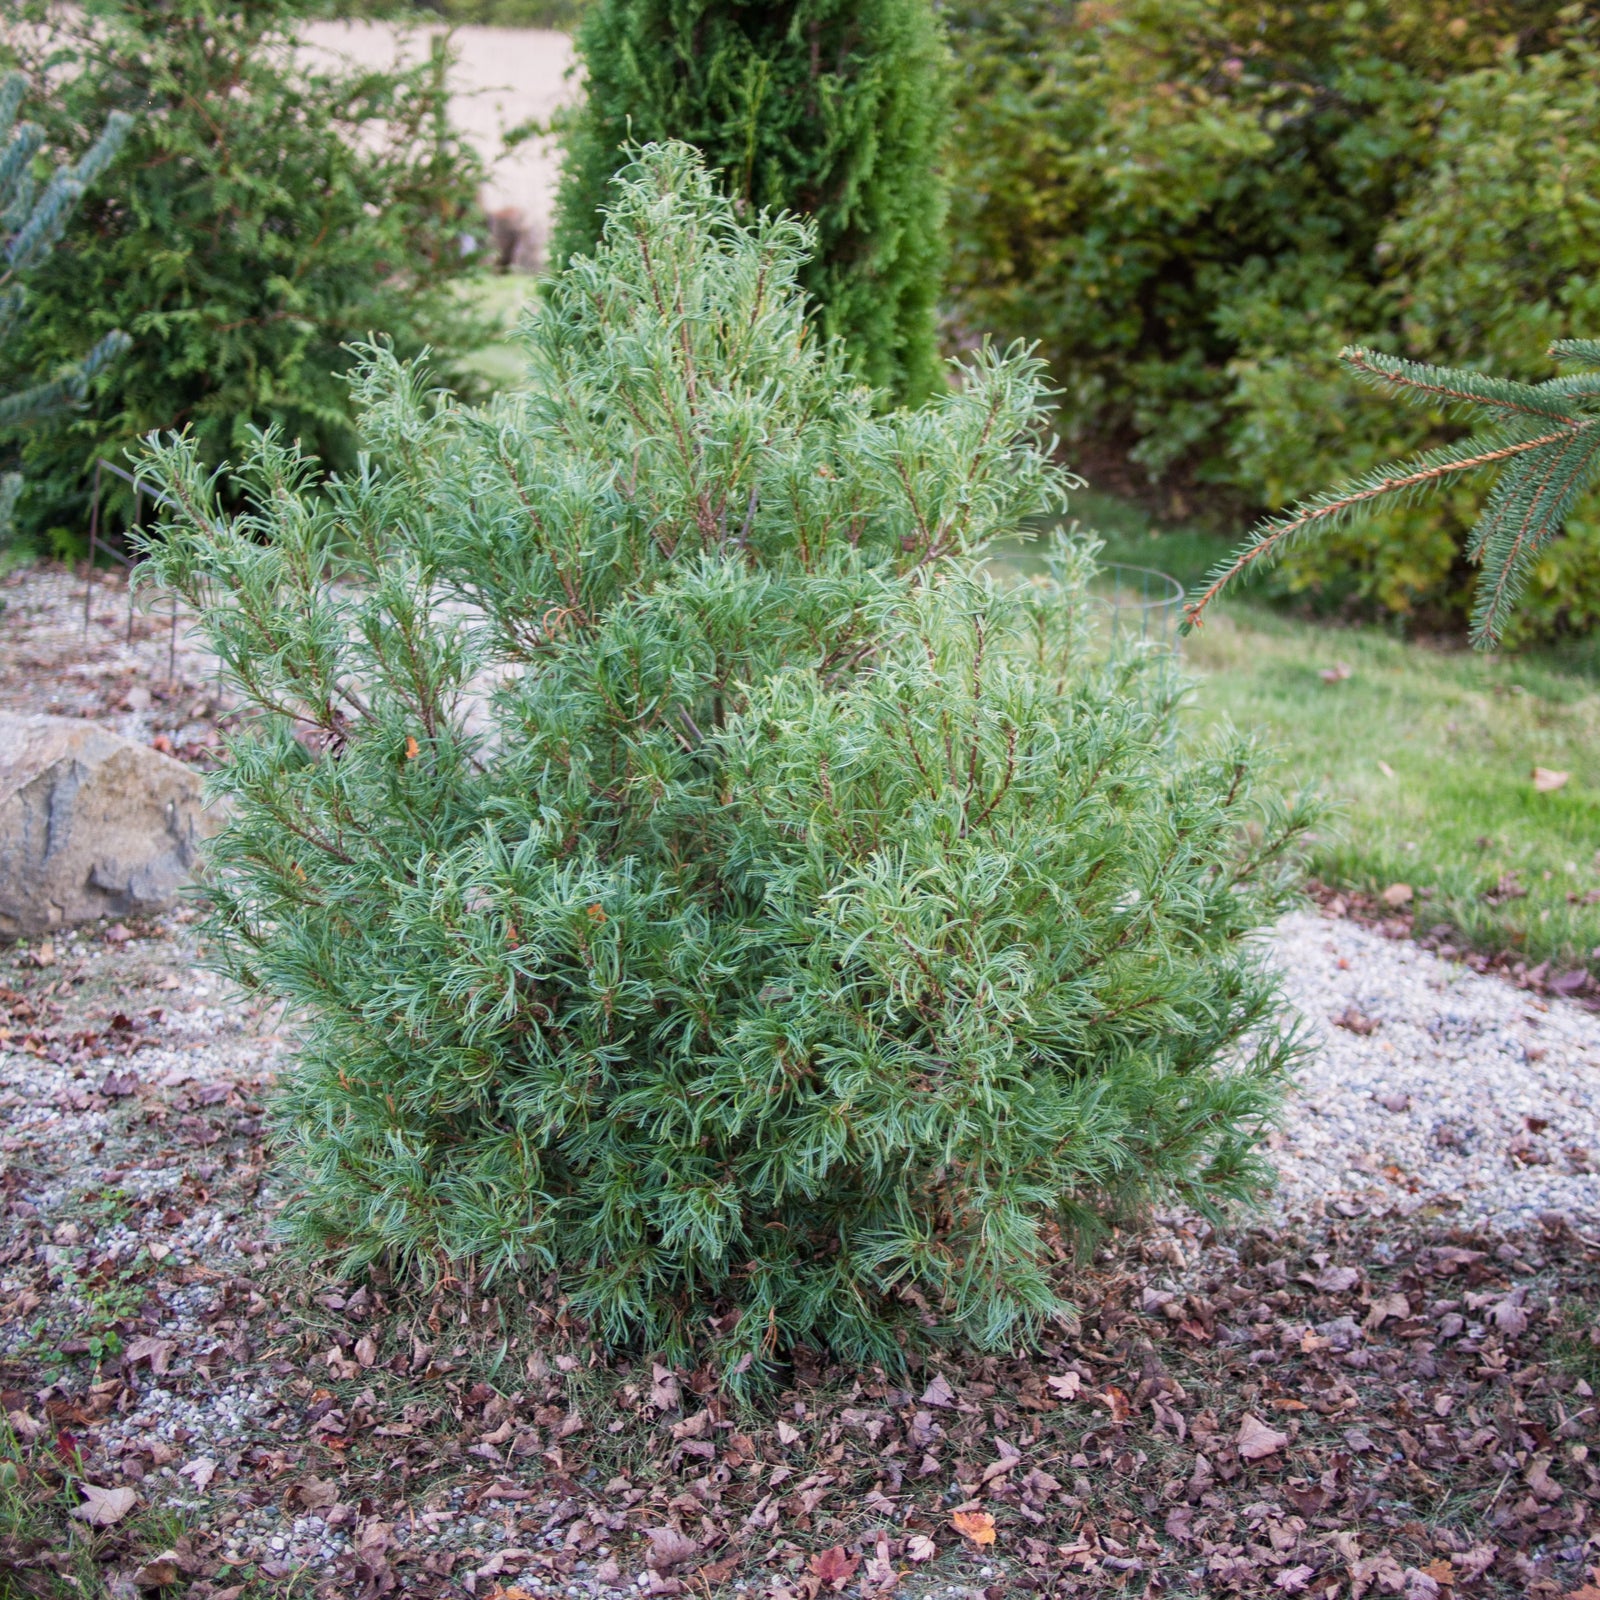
300;21;579;268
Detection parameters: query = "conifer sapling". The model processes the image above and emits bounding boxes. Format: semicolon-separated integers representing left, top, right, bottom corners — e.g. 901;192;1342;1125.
142;145;1313;1377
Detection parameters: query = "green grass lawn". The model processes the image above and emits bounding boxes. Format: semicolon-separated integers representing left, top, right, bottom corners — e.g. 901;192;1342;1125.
453;270;542;390
1065;492;1600;974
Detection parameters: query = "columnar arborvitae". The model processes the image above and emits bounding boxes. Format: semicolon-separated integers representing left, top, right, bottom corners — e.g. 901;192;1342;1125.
552;0;949;405
0;71;129;547
143;146;1311;1380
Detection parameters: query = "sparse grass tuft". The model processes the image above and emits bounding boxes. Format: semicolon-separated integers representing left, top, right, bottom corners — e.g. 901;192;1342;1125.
1550;1296;1600;1391
0;1422;211;1599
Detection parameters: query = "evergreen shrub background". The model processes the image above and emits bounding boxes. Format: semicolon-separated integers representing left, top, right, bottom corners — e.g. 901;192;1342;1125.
144;146;1311;1373
0;0;491;543
0;72;131;553
552;0;949;406
946;0;1600;639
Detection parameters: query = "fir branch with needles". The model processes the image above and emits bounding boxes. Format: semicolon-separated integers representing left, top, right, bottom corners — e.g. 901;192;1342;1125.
1183;341;1600;649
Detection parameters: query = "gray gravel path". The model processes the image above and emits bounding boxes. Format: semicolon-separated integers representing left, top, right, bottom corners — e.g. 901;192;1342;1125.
1266;908;1600;1230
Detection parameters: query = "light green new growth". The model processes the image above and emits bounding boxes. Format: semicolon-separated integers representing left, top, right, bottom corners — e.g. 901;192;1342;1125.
1186;343;1600;648
0;71;131;544
141;145;1311;1379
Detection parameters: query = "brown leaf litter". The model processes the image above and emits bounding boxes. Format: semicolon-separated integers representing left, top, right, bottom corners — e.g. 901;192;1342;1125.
1;896;1599;1598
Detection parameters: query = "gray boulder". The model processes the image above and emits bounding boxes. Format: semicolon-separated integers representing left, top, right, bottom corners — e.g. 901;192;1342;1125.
0;713;220;938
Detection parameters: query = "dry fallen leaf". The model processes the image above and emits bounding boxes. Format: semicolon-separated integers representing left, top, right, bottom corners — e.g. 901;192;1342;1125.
1380;882;1413;908
1303;1265;1360;1294
863;1548;898;1590
1333;1005;1379;1036
122;1335;175;1376
1524;1452;1561;1501
294;1476;340;1511
1534;766;1570;792
645;1527;702;1571
952;1509;997;1547
1099;1385;1132;1424
671;1409;710;1442
981;1442;1023;1483
648;1363;680;1411
1046;1371;1082;1401
179;1457;217;1493
132;1556;183;1588
906;1534;937;1562
1364;1291;1410;1330
775;1419;801;1445
921;1373;955;1408
6;1409;44;1442
71;1483;138;1526
1236;1414;1289;1461
809;1546;861;1592
355;1333;378;1368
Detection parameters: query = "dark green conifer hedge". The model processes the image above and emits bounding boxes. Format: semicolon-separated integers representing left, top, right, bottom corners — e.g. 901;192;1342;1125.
144;146;1310;1375
552;0;949;405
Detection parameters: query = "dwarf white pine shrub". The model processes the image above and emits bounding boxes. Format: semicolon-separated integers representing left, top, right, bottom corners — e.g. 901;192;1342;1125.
141;145;1312;1375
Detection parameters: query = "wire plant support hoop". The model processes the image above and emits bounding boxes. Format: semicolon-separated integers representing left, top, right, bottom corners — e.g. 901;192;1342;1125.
986;531;1187;659
1088;561;1187;656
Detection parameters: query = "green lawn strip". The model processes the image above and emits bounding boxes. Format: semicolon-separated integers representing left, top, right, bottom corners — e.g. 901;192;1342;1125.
1050;494;1600;974
1182;602;1600;972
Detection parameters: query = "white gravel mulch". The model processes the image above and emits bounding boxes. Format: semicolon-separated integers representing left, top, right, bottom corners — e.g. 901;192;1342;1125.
1268;908;1600;1232
0;563;229;758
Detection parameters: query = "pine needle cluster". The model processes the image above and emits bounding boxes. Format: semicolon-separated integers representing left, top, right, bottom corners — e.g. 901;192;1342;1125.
0;72;129;546
142;145;1312;1377
1185;343;1600;648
